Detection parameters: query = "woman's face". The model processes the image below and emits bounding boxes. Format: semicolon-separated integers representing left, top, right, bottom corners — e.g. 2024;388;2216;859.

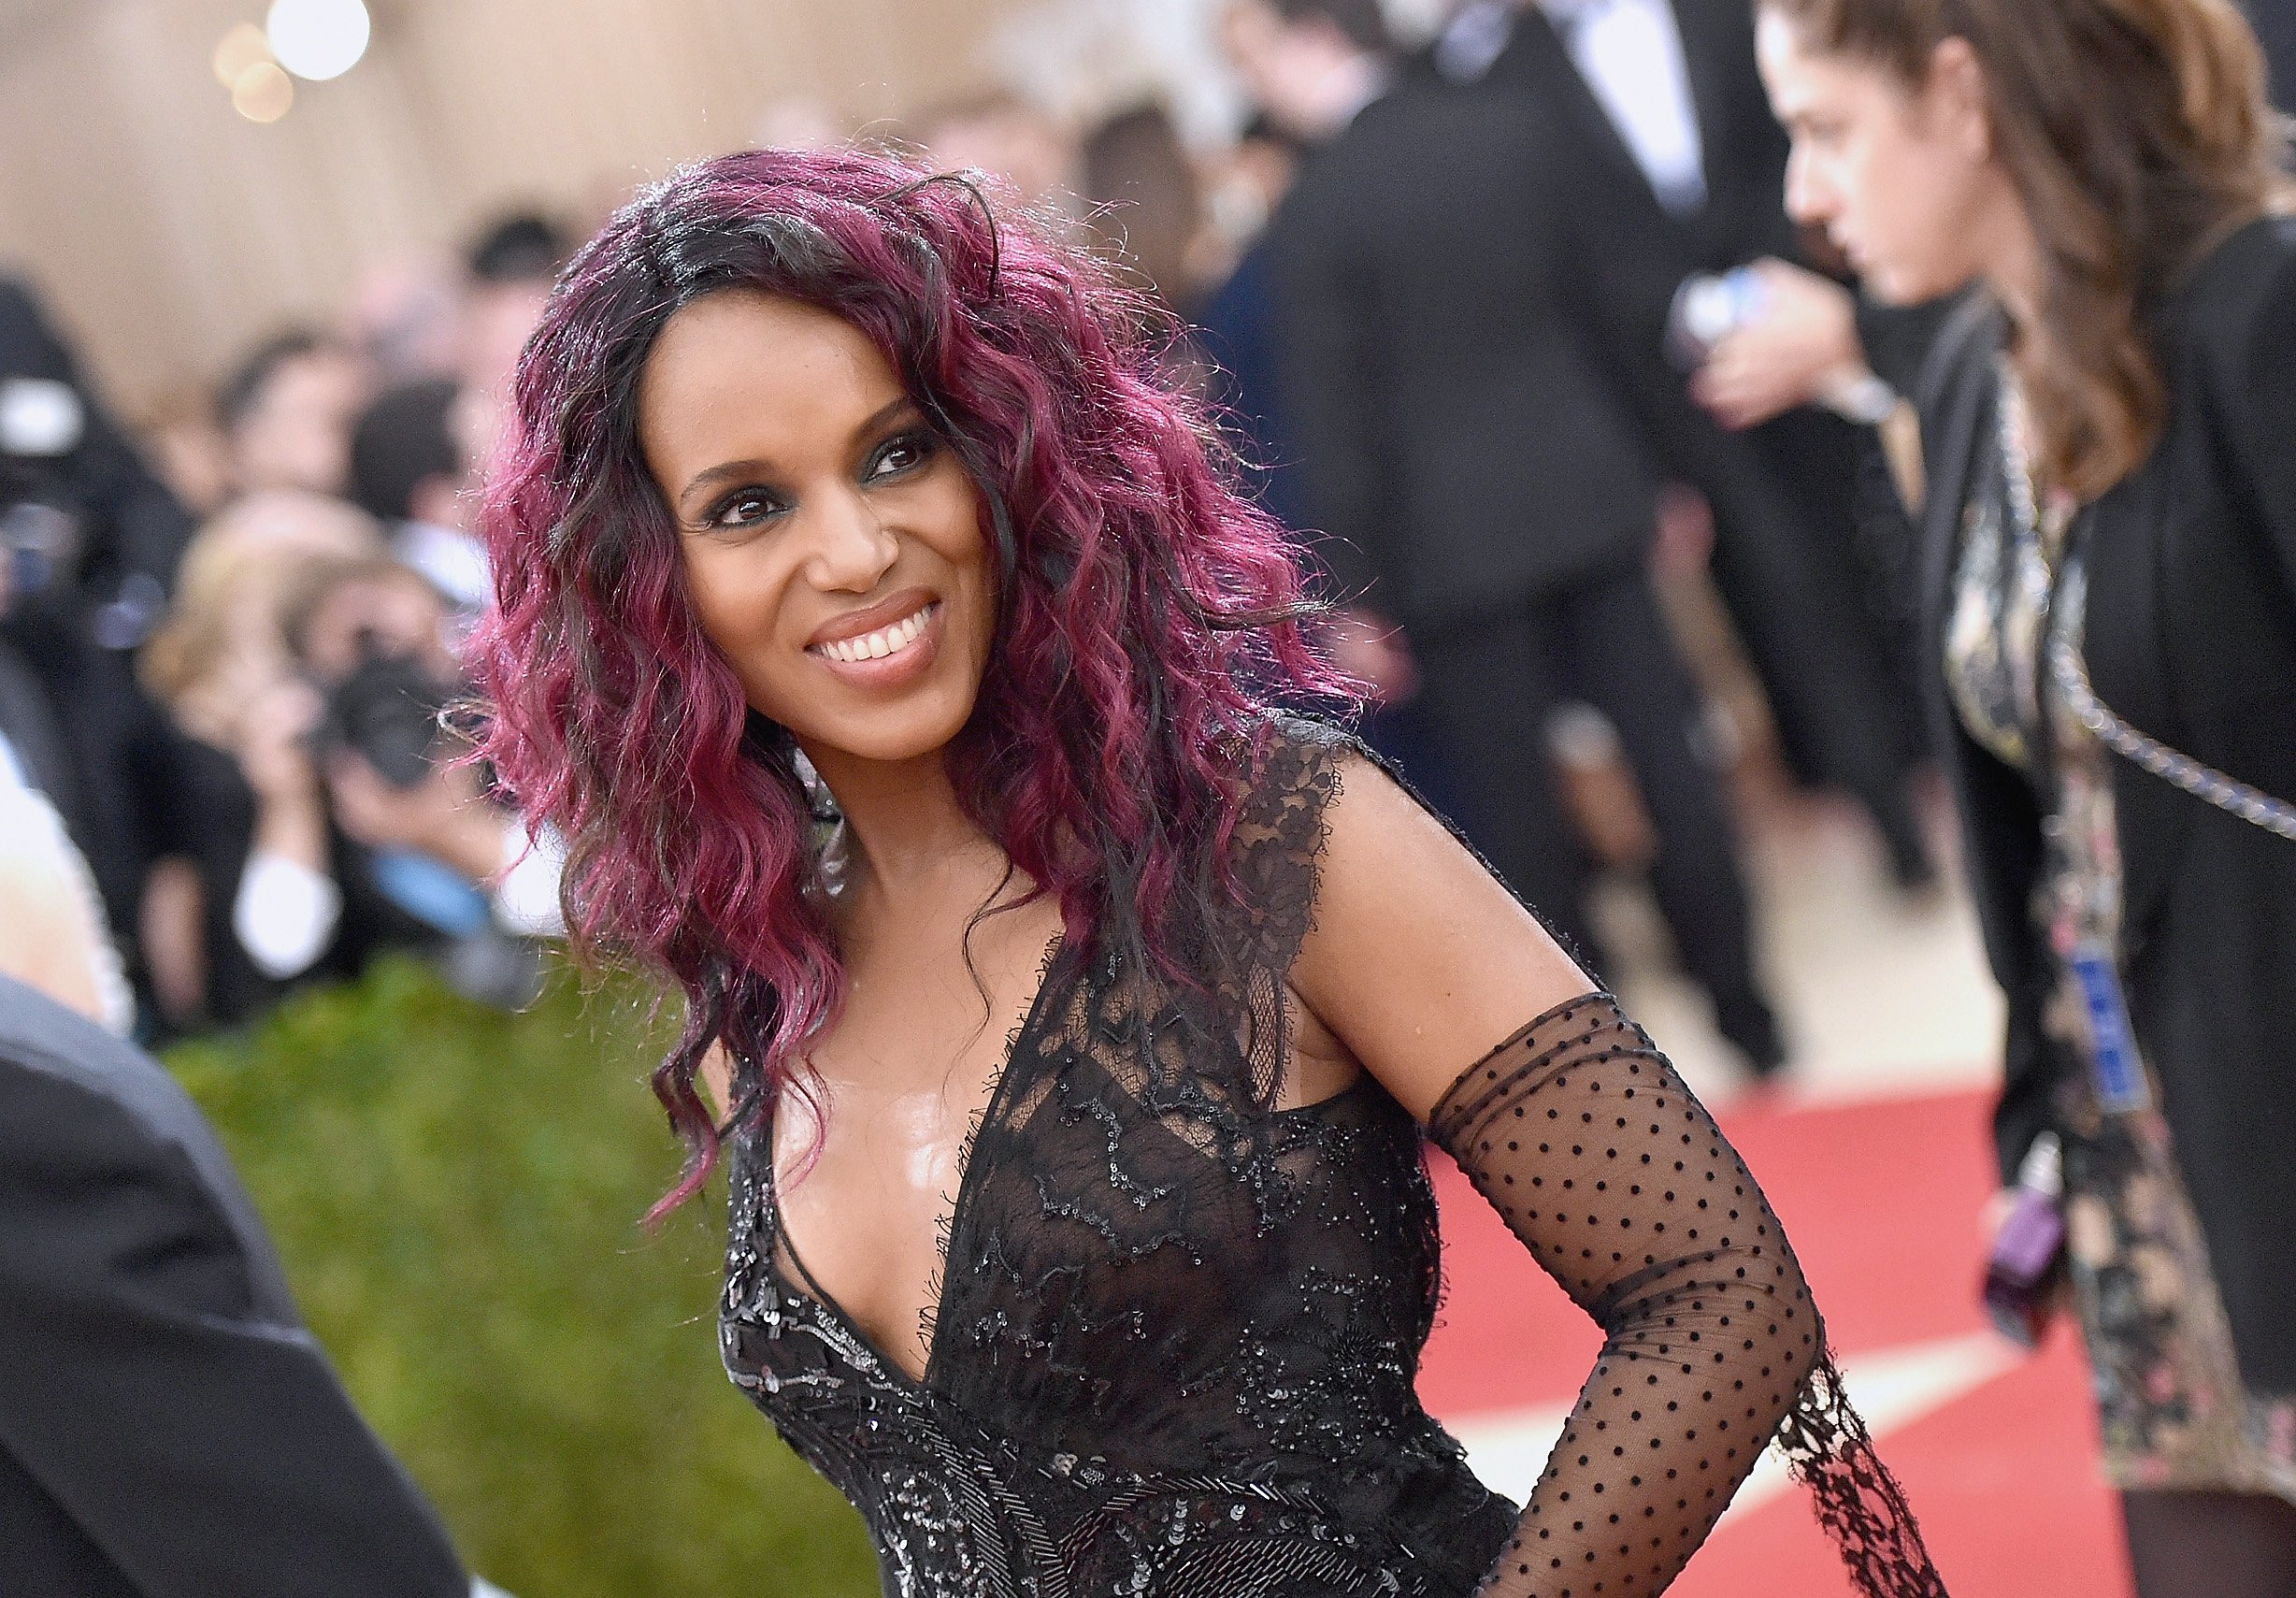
1757;15;2000;305
639;290;997;770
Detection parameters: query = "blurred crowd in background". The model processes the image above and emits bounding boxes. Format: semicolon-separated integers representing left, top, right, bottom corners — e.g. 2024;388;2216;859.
3;0;2287;1054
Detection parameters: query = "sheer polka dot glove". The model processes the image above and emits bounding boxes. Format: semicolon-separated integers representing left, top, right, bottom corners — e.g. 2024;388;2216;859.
1429;993;1948;1598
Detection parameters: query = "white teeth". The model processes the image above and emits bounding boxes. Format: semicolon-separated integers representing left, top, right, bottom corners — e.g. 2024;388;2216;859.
817;602;936;664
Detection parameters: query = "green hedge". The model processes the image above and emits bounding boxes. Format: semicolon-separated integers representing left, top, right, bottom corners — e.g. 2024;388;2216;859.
165;957;878;1598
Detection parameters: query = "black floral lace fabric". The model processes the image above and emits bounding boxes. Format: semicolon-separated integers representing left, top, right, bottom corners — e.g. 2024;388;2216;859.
719;721;1946;1596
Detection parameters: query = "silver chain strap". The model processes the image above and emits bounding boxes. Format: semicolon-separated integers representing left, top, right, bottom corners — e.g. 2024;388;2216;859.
1999;364;2296;843
2047;637;2296;841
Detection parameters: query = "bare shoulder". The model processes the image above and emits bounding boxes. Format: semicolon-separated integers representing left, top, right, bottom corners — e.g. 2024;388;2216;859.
1289;745;1593;1121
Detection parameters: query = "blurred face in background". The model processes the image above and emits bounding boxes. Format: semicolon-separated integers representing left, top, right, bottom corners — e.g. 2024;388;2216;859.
1221;1;1373;145
141;490;382;748
1757;11;2011;305
226;343;367;497
294;562;459;687
919;99;1077;212
639;290;997;772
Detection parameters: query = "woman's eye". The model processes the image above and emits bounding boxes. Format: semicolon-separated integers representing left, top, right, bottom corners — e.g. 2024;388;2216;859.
709;490;782;529
867;433;934;480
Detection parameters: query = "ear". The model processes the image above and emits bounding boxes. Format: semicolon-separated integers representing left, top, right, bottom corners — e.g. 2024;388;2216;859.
1923;36;1995;165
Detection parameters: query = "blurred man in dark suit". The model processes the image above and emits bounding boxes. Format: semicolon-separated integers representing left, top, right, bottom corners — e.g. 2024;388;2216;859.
1436;0;1935;887
0;969;479;1597
1241;0;1791;1070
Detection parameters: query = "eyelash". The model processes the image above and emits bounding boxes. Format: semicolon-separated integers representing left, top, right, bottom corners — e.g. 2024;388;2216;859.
701;429;939;531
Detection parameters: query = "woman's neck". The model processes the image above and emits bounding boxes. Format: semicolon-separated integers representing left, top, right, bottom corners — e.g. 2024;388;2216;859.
800;740;1001;904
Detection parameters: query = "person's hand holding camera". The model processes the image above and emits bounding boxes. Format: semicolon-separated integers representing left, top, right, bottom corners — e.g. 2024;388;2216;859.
323;742;509;886
1690;257;1868;430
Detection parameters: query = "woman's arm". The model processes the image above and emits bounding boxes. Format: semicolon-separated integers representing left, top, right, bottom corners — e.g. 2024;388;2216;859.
1289;749;1939;1597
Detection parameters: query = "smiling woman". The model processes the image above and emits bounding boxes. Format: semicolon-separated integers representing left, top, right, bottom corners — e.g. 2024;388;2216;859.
639;291;997;762
471;147;1944;1597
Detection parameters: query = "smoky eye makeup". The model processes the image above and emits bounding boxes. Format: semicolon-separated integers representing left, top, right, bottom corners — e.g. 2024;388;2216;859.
865;426;940;480
697;483;789;532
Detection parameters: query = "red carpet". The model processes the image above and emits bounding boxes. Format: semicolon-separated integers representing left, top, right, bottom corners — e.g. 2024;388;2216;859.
1417;1086;2135;1597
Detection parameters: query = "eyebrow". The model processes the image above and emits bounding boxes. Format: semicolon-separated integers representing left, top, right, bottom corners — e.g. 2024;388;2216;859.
675;396;925;513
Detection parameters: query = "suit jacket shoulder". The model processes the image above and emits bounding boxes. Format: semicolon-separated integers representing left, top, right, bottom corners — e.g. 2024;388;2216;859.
0;976;471;1598
0;977;295;1316
2166;215;2296;469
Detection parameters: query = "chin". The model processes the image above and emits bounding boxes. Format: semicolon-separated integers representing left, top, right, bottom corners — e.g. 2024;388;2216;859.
785;685;980;769
1860;252;1979;310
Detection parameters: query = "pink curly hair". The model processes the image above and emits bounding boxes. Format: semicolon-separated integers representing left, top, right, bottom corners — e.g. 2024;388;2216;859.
470;146;1354;1210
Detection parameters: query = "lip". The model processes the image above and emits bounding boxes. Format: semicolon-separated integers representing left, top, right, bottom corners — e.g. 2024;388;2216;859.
805;592;945;689
806;587;940;649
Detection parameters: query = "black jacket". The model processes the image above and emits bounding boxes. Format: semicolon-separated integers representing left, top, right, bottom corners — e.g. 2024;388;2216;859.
1269;74;1656;623
1874;217;2296;1390
0;975;470;1597
0;277;192;666
1479;5;1930;792
1269;32;1822;630
1478;0;1798;309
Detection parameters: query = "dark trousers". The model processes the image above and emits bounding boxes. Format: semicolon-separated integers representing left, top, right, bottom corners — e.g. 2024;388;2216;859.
1715;410;1930;869
2121;1489;2296;1598
1407;564;1775;1056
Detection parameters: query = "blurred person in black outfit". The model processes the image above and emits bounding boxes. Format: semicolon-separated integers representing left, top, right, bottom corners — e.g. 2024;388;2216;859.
0;743;478;1593
1239;0;1791;1070
0;276;196;966
1192;115;1312;530
0;969;484;1596
1433;0;1936;887
349;376;489;617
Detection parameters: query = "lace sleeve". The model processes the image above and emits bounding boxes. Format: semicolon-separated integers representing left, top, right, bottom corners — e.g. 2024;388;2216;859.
1428;993;1948;1598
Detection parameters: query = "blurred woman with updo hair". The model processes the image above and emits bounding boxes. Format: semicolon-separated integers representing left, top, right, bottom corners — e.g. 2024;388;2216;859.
1748;0;2296;1587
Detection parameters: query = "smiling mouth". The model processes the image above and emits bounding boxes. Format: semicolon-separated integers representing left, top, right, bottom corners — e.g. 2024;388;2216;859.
809;600;940;664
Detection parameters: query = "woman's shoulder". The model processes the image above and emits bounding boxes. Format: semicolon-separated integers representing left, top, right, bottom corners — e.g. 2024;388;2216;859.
2164;213;2296;373
1224;714;1357;889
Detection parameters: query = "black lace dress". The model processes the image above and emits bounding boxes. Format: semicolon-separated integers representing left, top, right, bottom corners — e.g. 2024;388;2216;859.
719;725;1943;1596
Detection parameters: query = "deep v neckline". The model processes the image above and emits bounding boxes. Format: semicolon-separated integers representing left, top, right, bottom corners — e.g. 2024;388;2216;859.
764;931;1069;1389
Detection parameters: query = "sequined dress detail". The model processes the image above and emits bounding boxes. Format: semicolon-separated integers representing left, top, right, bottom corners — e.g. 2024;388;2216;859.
719;723;1947;1595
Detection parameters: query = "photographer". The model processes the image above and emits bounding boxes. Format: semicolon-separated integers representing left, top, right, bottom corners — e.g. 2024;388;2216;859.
136;493;394;1026
1;276;195;955
269;554;562;1002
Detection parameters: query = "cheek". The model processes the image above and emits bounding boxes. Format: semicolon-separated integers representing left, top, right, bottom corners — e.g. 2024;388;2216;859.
679;545;787;695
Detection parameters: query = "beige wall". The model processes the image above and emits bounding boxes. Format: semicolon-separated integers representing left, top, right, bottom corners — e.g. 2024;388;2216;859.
0;0;1020;413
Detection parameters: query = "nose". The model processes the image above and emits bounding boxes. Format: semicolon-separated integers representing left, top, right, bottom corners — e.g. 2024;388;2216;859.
801;486;899;595
1782;144;1829;228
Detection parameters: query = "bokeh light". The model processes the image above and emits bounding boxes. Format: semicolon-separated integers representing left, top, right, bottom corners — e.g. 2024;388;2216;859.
210;22;273;89
265;0;372;82
229;59;295;122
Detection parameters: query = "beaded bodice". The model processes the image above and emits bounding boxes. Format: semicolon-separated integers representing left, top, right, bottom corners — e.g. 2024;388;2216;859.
717;725;1513;1596
716;723;1947;1598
